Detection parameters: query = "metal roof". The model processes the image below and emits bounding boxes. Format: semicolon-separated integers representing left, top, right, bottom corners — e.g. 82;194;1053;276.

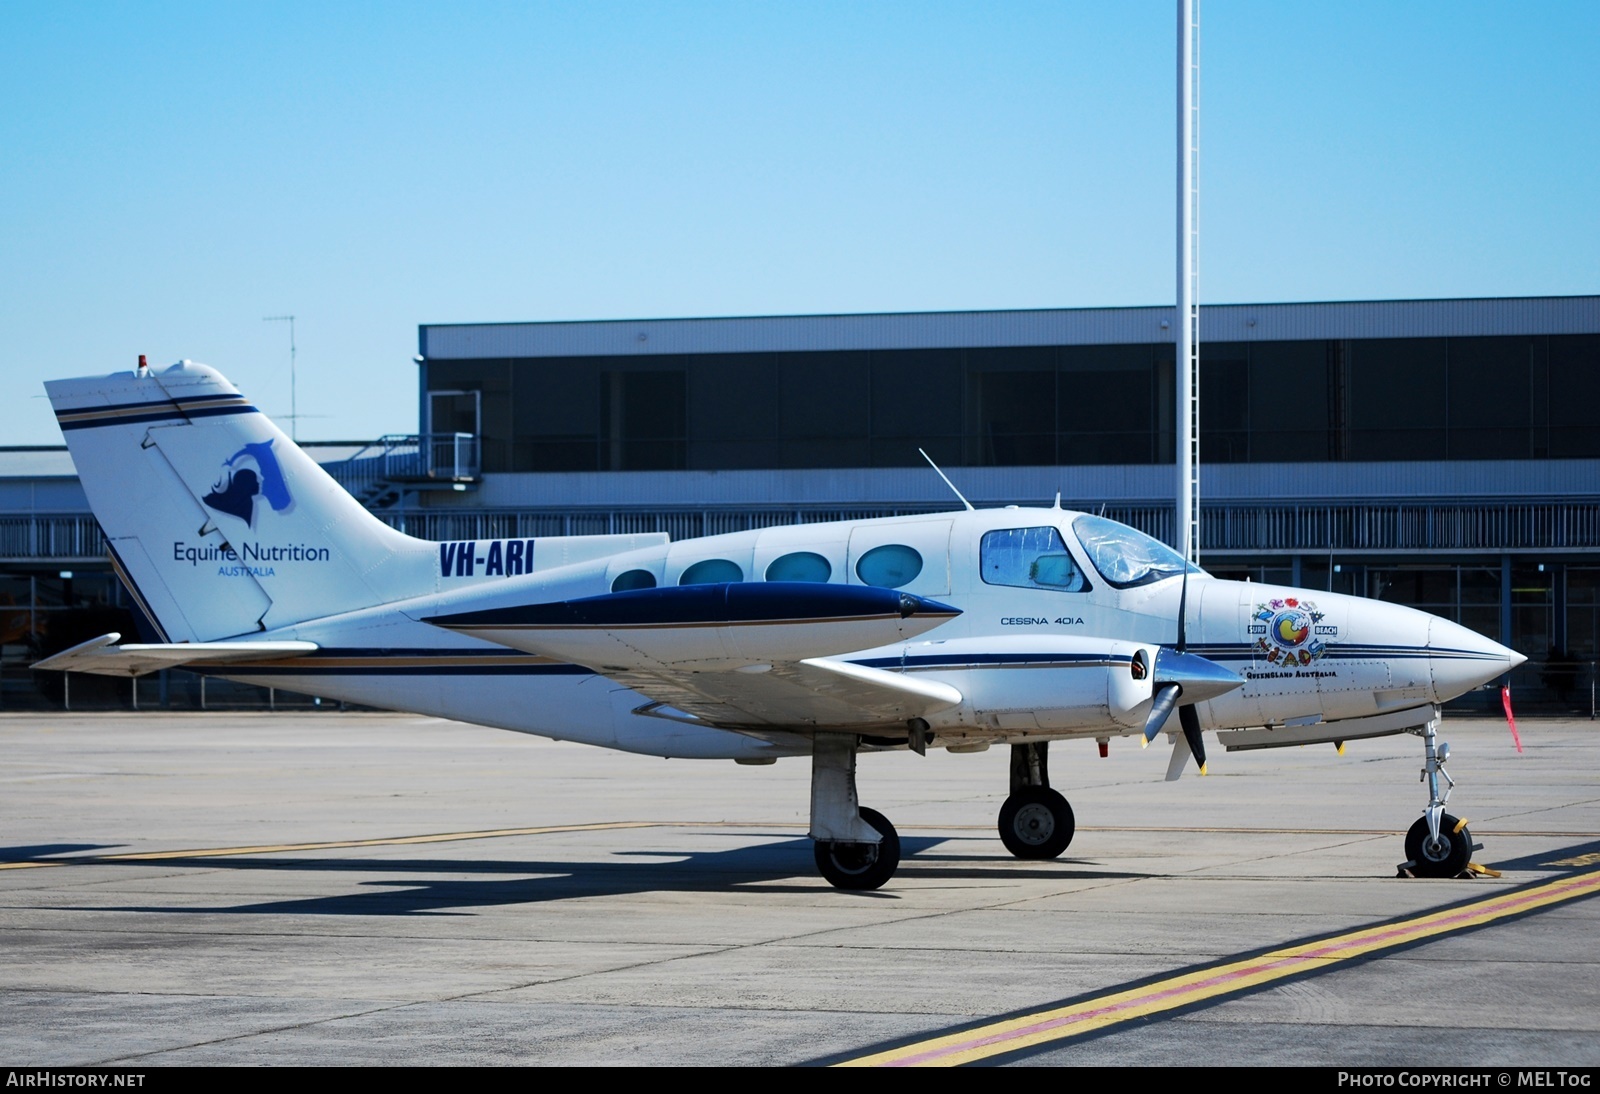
420;296;1600;360
0;443;369;482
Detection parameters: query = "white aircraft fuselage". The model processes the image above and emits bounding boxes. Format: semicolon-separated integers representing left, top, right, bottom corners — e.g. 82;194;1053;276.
38;360;1525;888
203;509;1510;763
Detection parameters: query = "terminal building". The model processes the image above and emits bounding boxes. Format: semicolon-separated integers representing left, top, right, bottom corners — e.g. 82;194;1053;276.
4;294;1597;712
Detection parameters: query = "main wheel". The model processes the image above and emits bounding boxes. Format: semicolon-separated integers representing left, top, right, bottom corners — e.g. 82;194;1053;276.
1405;814;1472;878
998;787;1075;859
814;806;900;891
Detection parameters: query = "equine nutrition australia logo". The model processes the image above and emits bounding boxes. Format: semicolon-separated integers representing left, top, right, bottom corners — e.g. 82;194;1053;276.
1249;597;1338;666
179;438;328;577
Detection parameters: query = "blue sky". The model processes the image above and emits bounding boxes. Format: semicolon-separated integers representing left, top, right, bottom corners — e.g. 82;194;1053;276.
3;1;1596;446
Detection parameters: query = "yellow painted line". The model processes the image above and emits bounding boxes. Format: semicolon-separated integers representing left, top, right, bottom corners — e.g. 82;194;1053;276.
0;860;64;871
837;868;1600;1067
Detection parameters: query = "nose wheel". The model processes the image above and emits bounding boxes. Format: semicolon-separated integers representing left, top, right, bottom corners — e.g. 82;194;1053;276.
998;787;1075;859
1405;813;1472;878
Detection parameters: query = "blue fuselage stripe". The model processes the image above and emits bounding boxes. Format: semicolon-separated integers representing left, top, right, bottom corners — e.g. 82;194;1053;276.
196;646;596;678
201;664;595;677
57;403;257;431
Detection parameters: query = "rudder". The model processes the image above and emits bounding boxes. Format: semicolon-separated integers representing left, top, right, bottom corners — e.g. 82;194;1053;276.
48;360;435;641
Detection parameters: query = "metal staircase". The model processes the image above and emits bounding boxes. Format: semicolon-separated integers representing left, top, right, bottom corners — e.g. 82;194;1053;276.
326;433;480;511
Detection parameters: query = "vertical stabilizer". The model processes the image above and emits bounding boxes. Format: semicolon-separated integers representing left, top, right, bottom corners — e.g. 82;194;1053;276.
47;361;436;640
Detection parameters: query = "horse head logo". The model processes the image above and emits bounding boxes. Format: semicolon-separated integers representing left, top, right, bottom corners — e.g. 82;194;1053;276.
202;439;293;526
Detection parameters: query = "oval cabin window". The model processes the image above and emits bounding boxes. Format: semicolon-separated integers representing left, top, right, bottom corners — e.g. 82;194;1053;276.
855;544;923;589
679;558;744;585
765;551;832;583
611;569;657;592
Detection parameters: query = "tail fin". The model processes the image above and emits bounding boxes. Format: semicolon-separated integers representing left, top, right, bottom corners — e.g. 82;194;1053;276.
47;361;434;641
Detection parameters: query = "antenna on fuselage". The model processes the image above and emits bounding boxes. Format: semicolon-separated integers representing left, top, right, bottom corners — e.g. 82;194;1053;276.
918;448;975;511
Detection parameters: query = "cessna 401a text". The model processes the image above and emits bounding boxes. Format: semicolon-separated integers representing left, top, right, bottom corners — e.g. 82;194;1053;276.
37;360;1525;889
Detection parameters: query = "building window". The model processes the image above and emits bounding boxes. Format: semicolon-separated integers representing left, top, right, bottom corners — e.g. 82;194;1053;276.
603;369;687;470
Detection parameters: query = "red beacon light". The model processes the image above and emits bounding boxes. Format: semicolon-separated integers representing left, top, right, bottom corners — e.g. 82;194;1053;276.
136;354;149;374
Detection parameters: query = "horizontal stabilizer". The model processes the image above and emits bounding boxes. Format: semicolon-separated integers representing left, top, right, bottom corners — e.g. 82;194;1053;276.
1217;704;1435;752
32;632;319;678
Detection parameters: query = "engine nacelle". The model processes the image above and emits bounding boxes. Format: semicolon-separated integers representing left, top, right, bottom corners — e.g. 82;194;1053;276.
909;636;1160;732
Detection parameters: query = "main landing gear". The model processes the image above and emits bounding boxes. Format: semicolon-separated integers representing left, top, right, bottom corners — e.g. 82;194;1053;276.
806;738;1080;890
814;806;900;890
809;733;900;890
1402;705;1475;878
999;742;1075;859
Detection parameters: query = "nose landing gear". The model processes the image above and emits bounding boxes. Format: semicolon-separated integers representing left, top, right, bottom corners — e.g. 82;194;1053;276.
1402;706;1477;878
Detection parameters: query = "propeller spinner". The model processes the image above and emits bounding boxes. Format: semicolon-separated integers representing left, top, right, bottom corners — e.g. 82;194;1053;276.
1138;566;1240;777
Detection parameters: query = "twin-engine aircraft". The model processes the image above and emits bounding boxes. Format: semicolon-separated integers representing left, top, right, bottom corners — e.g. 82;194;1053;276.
38;360;1525;889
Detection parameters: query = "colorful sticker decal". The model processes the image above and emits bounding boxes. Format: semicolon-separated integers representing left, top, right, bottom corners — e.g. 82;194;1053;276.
1248;597;1338;666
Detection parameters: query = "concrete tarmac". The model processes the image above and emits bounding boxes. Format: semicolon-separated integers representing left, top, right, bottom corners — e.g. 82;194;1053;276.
1;710;1597;1067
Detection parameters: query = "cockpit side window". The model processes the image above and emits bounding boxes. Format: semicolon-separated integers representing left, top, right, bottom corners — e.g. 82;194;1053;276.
980;527;1090;592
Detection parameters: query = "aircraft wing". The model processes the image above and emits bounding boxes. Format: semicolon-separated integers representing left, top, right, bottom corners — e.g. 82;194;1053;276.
423;582;964;730
610;656;962;730
32;632;319;677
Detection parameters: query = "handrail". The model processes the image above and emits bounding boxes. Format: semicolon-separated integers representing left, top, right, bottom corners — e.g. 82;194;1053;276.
324;433;480;498
5;499;1600;561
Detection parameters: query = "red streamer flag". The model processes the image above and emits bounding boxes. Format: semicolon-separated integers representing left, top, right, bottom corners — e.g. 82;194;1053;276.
1502;684;1523;754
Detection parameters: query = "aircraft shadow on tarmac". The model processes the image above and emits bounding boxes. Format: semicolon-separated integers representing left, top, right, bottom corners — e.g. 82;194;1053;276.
2;843;114;860
67;837;1153;917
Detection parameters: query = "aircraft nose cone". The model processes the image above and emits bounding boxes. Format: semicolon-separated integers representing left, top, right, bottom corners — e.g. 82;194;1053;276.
1428;615;1524;702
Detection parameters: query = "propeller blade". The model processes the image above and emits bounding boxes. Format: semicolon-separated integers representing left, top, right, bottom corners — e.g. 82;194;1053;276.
1176;564;1189;653
1179;702;1207;775
1142;683;1181;747
1163;729;1192;781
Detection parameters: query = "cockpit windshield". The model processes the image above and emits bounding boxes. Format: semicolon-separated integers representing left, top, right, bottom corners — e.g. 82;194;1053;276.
1070;514;1203;589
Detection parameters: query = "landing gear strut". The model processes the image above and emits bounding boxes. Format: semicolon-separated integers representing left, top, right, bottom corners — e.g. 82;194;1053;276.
999;742;1075;859
1404;706;1474;878
810;732;900;890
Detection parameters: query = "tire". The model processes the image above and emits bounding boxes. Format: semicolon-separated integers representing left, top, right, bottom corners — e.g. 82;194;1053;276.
998;787;1075;859
814;806;901;891
1405;814;1472;878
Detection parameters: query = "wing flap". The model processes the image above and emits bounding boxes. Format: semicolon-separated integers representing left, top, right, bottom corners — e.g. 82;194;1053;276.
32;632;319;678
